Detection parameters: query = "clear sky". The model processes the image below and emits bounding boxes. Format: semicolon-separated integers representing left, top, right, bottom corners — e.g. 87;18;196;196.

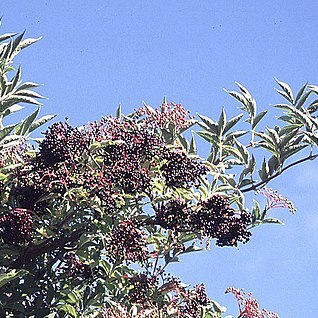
2;1;318;316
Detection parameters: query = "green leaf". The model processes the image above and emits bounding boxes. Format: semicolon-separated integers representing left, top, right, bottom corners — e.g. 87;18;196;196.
183;245;203;253
304;132;318;146
224;113;243;133
116;104;121;119
197;114;219;134
217;108;226;136
15;89;45;99
307;99;318;114
281;144;307;160
263;218;284;225
0;124;16;142
0;32;18;43
258;158;269;181
178;134;189;151
1;104;24;117
59;304;78;318
0;269;28;288
189;135;197;154
15;107;40;135
252;200;261;221
29;114;56;133
9;65;21;91
275;78;294;104
266;128;280;147
234;138;249;164
294;82;308;107
268;155;279;174
252;110;267;129
17;81;40;90
279;129;299;149
224;89;248;108
4;94;42;106
10;37;42;60
296;89;311;110
196;131;219;145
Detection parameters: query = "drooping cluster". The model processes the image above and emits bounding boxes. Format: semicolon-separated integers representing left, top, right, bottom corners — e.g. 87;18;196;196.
106;220;149;264
226;287;279;318
156;195;251;247
127;273;158;306
156;198;193;231
161;151;207;188
0;208;33;245
193;195;252;247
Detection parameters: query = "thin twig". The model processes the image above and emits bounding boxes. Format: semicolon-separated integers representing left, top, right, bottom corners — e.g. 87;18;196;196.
241;153;318;193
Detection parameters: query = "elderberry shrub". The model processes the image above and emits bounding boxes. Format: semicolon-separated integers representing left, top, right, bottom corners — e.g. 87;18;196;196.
160;151;207;188
106;219;148;264
192;195;252;247
0;208;33;245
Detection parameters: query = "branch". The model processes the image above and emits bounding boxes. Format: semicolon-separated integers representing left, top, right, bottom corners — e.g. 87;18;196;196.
241;153;318;193
11;228;86;268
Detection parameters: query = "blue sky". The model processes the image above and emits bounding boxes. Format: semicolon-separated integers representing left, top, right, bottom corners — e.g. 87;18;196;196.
2;1;318;316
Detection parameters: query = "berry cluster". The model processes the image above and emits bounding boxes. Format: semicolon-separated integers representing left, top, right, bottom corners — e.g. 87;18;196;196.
110;160;150;195
127;273;158;306
182;284;209;317
100;305;128;318
226;287;279;318
90;117;164;161
156;195;251;247
156;198;193;231
164;280;210;317
0;208;33;245
193;195;252;247
135;102;194;131
39;121;88;166
106;220;148;264
161;151;207;188
89;118;164;195
63;253;92;280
